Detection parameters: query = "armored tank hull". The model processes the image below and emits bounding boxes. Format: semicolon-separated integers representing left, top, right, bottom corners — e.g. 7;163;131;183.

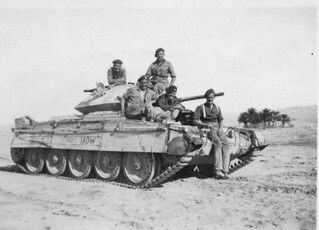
10;114;266;188
9;84;267;188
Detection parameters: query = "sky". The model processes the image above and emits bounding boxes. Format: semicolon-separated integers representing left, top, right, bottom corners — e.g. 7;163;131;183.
0;0;317;125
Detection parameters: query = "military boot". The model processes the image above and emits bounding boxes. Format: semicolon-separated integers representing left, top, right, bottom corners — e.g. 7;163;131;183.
222;171;230;179
215;170;224;180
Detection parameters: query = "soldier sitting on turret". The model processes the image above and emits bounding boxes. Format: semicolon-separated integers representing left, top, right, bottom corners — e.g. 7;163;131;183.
83;59;127;93
107;59;127;86
145;48;176;95
193;89;231;180
154;85;185;120
121;75;171;121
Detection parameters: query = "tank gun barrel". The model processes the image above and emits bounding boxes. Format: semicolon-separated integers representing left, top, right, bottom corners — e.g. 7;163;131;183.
179;92;224;102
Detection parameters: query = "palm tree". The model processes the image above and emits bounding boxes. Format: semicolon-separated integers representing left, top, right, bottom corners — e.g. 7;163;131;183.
259;108;272;128
270;110;280;127
280;114;291;127
247;108;260;126
238;112;249;127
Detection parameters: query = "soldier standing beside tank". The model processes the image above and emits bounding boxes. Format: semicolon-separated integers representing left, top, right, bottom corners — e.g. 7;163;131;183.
145;48;176;95
154;85;185;120
107;59;127;86
193;89;231;179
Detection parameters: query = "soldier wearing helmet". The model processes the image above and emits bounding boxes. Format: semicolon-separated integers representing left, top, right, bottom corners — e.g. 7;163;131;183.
193;89;231;179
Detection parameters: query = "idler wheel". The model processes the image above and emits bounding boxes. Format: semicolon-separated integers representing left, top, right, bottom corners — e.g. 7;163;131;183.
68;150;92;179
11;148;26;164
122;152;156;186
25;149;45;174
93;152;122;181
45;149;67;176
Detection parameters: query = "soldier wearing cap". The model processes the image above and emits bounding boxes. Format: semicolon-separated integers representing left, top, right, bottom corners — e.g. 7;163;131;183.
145;48;176;95
193;89;231;179
154;85;185;120
107;59;127;86
121;76;171;122
121;75;157;119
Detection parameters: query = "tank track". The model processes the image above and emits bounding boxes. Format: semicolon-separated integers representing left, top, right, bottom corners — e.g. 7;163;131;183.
12;151;255;188
13;154;193;189
192;151;256;178
228;151;254;174
6;146;256;188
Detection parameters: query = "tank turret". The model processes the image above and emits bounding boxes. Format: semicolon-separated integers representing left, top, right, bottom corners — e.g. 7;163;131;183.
75;83;224;115
74;83;135;114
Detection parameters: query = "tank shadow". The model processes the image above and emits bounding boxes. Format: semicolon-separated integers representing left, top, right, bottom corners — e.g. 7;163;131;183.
0;164;216;188
164;165;214;183
0;164;24;174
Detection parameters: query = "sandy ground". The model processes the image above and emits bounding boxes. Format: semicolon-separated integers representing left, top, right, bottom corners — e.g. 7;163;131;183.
0;120;316;230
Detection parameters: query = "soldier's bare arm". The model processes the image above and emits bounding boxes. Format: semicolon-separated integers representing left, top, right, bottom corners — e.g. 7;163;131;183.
120;96;125;116
107;68;114;85
168;63;176;86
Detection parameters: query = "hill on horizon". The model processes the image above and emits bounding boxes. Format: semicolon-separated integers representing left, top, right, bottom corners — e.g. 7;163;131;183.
279;105;317;124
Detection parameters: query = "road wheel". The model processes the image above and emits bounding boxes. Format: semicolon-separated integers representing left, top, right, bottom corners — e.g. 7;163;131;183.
154;154;162;178
25;149;45;174
122;152;156;186
93;152;122;181
68;150;92;179
45;149;67;176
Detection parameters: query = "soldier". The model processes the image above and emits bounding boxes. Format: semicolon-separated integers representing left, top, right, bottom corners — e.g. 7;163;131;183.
154;85;185;120
121;75;170;121
193;89;231;179
145;48;176;95
107;59;127;86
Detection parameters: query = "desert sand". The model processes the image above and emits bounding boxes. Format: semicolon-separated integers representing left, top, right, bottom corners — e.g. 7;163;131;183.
0;107;316;230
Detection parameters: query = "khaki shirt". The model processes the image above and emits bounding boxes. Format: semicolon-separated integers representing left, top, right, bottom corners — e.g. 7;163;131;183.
123;86;158;118
193;103;223;125
123;86;157;106
146;60;176;84
155;94;184;112
107;67;126;85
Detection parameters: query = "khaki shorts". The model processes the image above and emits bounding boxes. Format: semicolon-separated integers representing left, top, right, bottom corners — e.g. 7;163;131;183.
146;106;171;121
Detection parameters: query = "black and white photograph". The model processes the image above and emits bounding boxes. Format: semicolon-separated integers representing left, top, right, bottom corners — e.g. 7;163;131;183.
0;1;317;229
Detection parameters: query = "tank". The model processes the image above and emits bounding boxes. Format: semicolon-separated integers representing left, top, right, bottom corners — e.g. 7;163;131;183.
10;84;267;188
